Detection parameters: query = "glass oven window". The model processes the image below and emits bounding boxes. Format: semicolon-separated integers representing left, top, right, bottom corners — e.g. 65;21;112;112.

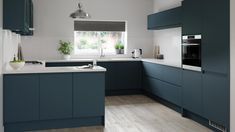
182;44;201;67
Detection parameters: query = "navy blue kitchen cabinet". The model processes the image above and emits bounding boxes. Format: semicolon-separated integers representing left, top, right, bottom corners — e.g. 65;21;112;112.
182;70;203;116
3;74;39;123
73;73;105;118
46;61;142;95
142;62;182;86
202;72;229;129
144;76;181;106
98;61;142;90
201;0;230;74
143;62;182;106
148;7;182;30
39;73;73;120
3;72;105;132
3;0;34;35
182;0;202;35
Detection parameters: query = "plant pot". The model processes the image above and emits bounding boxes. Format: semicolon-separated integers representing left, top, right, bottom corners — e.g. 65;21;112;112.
63;55;71;60
9;61;25;70
120;49;124;54
115;49;121;54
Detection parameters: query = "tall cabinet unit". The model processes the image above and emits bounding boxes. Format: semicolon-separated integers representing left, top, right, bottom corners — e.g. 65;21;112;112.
201;0;230;129
182;0;230;130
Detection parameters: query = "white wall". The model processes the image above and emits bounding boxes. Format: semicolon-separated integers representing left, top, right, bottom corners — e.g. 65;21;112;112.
153;27;182;66
153;0;182;66
21;0;154;60
230;0;235;131
0;0;4;131
153;0;182;12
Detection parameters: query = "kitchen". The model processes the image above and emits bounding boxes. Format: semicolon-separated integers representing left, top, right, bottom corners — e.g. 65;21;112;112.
0;0;235;132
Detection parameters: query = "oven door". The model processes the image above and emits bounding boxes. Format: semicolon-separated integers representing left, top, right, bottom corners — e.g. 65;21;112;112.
182;44;201;71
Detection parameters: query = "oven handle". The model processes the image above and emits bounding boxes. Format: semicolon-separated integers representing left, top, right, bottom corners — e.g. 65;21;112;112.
182;43;200;46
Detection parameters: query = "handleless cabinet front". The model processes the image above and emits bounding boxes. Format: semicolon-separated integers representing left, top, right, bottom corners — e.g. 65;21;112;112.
39;73;73;120
73;73;105;118
4;74;40;123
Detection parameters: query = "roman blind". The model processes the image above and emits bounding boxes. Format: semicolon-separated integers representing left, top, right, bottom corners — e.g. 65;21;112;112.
74;21;126;32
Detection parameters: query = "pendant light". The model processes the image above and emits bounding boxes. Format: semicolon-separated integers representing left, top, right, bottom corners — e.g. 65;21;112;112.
70;2;90;19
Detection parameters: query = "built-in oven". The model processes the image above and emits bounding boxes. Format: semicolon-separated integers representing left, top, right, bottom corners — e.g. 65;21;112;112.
182;35;202;71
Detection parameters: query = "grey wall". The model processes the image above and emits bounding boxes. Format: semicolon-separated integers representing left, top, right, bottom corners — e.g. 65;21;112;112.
230;0;235;131
21;0;154;60
0;0;4;131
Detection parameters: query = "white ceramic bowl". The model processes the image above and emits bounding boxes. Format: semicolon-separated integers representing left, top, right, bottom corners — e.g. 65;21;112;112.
9;61;25;70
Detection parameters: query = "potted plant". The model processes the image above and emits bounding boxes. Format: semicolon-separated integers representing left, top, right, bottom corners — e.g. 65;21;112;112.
58;40;73;60
115;42;125;54
9;55;25;70
120;44;124;54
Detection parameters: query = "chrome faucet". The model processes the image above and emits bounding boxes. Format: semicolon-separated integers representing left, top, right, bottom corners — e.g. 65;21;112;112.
100;48;105;58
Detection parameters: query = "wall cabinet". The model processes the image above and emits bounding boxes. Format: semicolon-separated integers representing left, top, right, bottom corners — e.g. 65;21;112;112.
182;0;202;35
4;74;39;123
3;0;34;35
73;73;105;118
182;70;202;116
39;73;73;120
148;7;182;30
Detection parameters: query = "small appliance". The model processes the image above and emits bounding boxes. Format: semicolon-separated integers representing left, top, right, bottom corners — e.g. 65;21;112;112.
132;49;142;58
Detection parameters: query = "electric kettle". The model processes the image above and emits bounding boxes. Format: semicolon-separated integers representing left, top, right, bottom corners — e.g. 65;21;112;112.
132;49;142;58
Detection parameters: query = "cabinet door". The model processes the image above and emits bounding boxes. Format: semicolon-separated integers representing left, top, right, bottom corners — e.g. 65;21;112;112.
4;74;39;123
116;62;142;90
182;0;202;35
40;73;73;120
73;73;105;118
182;70;202;116
202;73;229;127
144;76;180;106
99;62;142;91
142;62;164;80
98;62;119;90
148;7;182;30
202;0;229;74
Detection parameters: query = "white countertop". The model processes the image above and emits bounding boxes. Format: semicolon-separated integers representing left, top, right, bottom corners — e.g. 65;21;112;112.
46;58;182;68
3;65;106;75
3;58;181;74
46;58;141;62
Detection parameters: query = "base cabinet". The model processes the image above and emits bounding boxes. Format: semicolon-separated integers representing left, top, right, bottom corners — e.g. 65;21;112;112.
39;73;73;120
98;62;142;91
3;72;105;132
4;74;39;123
73;73;105;118
143;62;182;106
182;70;202;116
202;73;229;128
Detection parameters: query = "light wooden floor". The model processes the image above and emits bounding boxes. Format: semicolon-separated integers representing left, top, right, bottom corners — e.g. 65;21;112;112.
33;95;212;132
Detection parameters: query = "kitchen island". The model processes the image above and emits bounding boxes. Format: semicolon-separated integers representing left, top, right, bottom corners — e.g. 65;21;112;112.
3;65;106;132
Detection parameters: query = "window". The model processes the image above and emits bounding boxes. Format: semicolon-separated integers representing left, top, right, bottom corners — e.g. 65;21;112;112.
74;21;126;55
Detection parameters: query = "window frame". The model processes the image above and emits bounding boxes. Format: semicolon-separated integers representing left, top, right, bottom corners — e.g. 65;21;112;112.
72;20;128;58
